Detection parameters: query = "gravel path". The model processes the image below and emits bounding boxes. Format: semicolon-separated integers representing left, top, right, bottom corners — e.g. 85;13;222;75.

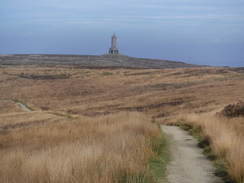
17;102;32;112
161;125;223;183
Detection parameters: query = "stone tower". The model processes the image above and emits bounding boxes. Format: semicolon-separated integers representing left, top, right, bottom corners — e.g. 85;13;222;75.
109;33;119;54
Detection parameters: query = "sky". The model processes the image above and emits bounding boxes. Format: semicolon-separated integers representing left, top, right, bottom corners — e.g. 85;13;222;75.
0;0;244;67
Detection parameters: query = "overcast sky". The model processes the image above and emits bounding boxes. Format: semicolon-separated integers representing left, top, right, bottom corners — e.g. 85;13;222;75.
1;0;244;66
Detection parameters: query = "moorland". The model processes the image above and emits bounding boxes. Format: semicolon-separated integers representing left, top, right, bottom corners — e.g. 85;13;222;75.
0;54;243;182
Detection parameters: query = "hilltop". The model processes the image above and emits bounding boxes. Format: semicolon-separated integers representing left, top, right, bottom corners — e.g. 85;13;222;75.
0;54;205;69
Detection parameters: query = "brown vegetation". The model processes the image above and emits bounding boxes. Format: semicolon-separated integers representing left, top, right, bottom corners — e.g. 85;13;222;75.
0;112;165;183
220;101;244;117
1;66;244;118
177;112;244;183
0;63;244;182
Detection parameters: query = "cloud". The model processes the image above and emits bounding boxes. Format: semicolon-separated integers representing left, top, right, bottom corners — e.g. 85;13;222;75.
212;38;244;44
1;0;243;39
118;13;238;23
22;32;34;37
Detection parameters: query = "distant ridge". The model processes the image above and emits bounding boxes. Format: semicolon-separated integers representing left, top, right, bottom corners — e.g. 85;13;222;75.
0;54;205;69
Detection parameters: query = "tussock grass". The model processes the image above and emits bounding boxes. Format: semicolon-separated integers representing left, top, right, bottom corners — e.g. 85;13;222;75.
0;112;167;183
0;100;25;114
1;67;244;118
177;113;244;183
1;65;244;182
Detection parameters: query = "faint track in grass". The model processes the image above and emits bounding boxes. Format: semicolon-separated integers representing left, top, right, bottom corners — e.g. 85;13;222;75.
17;102;32;112
0;100;70;134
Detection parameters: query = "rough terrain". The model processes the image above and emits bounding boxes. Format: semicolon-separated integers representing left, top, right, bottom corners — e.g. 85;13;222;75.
0;54;204;69
1;59;244;182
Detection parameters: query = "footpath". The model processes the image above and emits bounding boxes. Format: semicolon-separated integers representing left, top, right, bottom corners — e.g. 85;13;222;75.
161;125;223;183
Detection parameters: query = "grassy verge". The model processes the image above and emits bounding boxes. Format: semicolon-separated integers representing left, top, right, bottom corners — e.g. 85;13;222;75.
148;132;170;181
176;118;238;183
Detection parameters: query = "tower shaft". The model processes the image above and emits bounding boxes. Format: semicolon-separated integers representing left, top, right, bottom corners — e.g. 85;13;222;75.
109;34;119;54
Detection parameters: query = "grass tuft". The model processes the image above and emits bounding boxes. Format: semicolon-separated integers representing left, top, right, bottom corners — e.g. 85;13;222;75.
0;112;169;183
148;133;170;181
176;113;243;183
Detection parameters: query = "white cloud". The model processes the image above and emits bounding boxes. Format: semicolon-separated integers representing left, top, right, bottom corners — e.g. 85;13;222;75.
121;14;236;21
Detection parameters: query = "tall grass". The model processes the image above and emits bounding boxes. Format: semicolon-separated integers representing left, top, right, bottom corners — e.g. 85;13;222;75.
0;112;166;183
177;113;244;183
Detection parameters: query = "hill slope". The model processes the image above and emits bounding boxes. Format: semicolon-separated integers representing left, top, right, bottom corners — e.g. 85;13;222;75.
0;54;204;68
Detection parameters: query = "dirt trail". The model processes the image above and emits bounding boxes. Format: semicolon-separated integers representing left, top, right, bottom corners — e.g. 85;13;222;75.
161;125;223;183
17;102;32;112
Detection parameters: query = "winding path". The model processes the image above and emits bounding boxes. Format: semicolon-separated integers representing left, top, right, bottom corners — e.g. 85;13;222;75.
17;102;32;112
161;125;223;183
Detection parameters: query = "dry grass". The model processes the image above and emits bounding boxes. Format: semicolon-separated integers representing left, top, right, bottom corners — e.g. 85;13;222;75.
177;113;244;183
1;65;244;182
1;67;244;117
0;100;24;114
0;112;165;183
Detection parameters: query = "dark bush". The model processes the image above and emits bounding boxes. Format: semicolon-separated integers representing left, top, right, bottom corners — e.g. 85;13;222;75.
220;101;244;117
